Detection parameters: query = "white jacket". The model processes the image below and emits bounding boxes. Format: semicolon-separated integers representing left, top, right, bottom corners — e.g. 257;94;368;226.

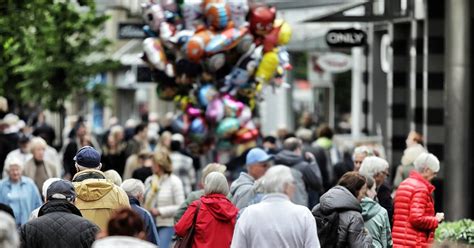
92;236;157;248
232;193;320;248
144;174;185;227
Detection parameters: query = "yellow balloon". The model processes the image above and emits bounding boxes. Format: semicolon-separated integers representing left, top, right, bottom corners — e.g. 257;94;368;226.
274;19;292;46
255;50;279;84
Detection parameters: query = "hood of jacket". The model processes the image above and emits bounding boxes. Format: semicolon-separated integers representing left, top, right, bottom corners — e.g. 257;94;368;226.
274;150;304;167
73;169;114;202
38;200;83;217
319;186;362;213
200;194;238;221
360;197;382;221
230;172;255;195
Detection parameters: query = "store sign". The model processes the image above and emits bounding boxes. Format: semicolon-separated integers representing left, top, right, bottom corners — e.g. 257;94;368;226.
118;23;146;39
317;52;352;73
326;29;366;47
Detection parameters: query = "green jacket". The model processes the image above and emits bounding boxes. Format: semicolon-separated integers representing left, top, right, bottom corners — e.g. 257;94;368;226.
361;197;393;248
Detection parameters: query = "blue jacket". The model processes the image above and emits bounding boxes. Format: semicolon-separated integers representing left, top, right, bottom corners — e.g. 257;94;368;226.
0;176;42;226
129;197;159;245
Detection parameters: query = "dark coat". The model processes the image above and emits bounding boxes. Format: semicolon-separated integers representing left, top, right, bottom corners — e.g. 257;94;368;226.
20;200;99;248
314;186;373;248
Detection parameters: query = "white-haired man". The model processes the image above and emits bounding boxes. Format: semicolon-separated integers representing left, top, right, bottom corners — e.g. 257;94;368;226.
231;165;320;248
121;179;159;245
353;145;373;172
359;156;393;223
392;153;444;247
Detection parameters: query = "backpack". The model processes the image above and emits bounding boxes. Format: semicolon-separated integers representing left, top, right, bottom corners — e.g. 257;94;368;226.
313;207;340;248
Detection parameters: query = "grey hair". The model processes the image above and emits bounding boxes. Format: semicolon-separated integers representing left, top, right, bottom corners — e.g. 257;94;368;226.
3;157;24;172
283;137;303;152
352;145;373;159
261;165;294;194
0;211;20;248
30;137;47;152
414;153;440;173
359;156;389;178
204;172;229;195
104;170;122;186
121;179;145;198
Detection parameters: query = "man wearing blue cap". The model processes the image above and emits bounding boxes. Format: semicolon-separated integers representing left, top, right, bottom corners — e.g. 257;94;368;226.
230;147;272;209
71;146;130;230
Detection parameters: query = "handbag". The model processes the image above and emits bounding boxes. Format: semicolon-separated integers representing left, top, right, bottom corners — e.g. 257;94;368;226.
174;201;202;248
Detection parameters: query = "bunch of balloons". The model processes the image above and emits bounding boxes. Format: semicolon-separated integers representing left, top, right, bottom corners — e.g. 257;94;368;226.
141;0;292;146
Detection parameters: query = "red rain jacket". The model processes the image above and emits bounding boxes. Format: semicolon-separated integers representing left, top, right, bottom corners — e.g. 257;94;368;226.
175;193;238;248
392;171;438;247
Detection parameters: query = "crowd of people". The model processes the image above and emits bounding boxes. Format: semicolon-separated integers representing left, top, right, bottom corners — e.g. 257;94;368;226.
0;107;445;248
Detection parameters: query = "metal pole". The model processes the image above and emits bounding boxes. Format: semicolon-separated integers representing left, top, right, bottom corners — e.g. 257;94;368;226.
351;47;363;137
444;0;472;220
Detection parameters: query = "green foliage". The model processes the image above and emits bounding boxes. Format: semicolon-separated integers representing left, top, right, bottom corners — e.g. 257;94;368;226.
0;0;119;111
435;219;474;245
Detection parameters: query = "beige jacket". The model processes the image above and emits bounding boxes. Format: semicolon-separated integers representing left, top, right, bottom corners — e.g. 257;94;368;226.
23;158;60;190
72;169;130;230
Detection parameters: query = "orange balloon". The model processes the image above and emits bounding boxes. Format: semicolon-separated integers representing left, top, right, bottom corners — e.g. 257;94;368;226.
186;30;214;62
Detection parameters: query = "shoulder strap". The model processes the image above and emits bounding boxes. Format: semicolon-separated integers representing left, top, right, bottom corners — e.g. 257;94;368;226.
192;200;202;226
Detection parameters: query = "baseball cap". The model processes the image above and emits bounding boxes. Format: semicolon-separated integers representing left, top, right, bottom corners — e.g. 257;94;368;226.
246;148;273;166
46;180;76;201
74;146;101;168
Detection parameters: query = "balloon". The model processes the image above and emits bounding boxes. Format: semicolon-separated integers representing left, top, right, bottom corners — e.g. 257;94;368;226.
186;106;202;118
198;84;218;107
141;3;165;33
143;25;158;37
143;38;167;71
223;95;244;117
171;114;190;134
228;0;249;28
216;117;240;137
275;19;292;45
186;29;214;62
255;49;279;84
182;0;204;30
238;106;252;125
189;117;208;142
161;0;178;12
234;127;259;143
206;98;225;122
248;5;276;37
204;2;231;31
205;26;249;54
206;53;226;72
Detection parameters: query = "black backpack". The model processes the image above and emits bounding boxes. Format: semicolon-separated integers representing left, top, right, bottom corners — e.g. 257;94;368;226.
313;207;340;248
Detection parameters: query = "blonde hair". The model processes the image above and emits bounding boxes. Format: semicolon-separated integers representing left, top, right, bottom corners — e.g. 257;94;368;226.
153;150;173;174
30;137;47;152
201;163;227;184
104;170;123;186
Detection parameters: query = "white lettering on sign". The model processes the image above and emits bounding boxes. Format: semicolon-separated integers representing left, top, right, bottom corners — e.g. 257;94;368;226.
327;32;365;44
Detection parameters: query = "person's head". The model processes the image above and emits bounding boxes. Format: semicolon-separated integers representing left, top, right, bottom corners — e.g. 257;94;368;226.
74;146;102;172
170;140;182;152
134;123;148;140
152;150;173;175
4;158;23;182
260;165;295;197
46;179;77;203
352;146;373;171
296;128;313;143
18;134;31;153
283;137;303;155
246;147;272;179
401;143;426;166
42;177;61;199
30;137;47;161
406;131;423;147
317;124;333;139
0;211;19;248
201;163;227;185
262;136;277;149
204;172;229;196
110;125;125;143
414;152;440;181
107;208;145;239
0;203;15;218
338;172;367;202
364;176;377;199
159;131;172;148
104;170;122;186
75;121;87;138
359;156;389;187
121;179;145;202
137;151;151;165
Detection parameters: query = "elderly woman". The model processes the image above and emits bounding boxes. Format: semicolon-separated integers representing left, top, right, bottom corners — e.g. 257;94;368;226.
144;151;184;248
359;156;393;224
361;176;393;248
314;171;372;248
175;172;238;247
352;146;373;172
392;153;444;247
232;165;320;248
23;137;60;191
0;158;42;226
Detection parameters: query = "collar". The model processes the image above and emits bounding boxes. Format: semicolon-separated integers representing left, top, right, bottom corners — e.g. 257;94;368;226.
38;200;83;217
262;193;290;202
129;197;141;206
409;171;435;193
6;177;27;186
72;169;106;182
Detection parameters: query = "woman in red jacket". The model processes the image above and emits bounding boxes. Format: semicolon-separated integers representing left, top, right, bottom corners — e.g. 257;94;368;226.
175;172;238;248
392;153;445;247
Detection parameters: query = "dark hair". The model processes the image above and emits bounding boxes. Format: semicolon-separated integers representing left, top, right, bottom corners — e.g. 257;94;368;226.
170;140;182;152
317;124;334;139
134;123;148;135
0;203;15;218
338;172;367;198
263;136;277;144
107;208;144;237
